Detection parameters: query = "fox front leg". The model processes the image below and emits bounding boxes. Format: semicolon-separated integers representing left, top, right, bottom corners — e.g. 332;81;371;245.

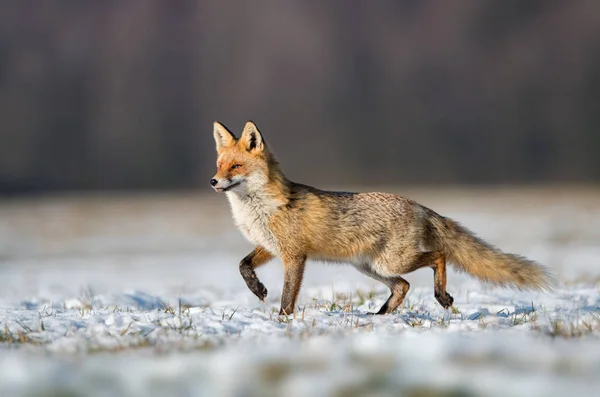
239;246;273;301
279;255;307;315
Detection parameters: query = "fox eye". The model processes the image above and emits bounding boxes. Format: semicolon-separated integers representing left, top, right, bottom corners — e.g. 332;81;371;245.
230;164;242;170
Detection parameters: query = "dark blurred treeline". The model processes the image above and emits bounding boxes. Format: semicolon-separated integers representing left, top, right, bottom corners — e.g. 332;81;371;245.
1;1;599;194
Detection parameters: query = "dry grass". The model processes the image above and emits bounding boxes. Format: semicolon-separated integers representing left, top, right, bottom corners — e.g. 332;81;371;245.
2;295;599;354
535;312;600;339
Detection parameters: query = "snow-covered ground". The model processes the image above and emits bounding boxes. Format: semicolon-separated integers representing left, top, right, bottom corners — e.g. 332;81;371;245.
0;187;599;397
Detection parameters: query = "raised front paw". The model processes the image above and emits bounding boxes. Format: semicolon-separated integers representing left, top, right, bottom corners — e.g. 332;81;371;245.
435;292;454;309
250;281;268;301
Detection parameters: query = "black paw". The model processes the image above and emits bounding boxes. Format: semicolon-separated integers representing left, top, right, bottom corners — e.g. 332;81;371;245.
278;307;294;316
251;281;268;301
240;264;268;301
435;292;454;309
374;303;393;315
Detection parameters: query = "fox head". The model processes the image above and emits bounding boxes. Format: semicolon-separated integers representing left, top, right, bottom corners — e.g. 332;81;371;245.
211;121;272;194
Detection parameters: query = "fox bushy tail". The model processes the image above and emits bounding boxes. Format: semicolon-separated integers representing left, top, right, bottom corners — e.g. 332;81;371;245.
429;214;554;290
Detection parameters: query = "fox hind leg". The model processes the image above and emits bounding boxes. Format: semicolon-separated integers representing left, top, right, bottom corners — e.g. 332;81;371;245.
359;250;453;313
432;252;454;309
355;264;410;315
376;276;410;315
415;250;454;309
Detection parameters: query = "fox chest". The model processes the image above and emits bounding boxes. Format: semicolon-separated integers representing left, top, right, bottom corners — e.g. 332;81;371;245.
226;193;280;255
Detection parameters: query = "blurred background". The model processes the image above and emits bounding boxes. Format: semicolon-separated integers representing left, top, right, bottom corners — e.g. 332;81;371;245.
1;0;600;195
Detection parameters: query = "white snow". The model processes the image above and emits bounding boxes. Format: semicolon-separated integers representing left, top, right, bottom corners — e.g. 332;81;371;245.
0;189;599;397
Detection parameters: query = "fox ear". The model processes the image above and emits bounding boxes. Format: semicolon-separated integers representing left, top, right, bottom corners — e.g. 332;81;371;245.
213;121;236;153
240;121;265;153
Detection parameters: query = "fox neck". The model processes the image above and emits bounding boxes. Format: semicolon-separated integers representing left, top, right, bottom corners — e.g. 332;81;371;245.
226;159;291;209
225;161;289;254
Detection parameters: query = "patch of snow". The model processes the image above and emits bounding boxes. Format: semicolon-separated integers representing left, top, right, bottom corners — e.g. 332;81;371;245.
0;191;599;396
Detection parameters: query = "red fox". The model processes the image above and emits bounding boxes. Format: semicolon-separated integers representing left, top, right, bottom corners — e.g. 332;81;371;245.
211;121;554;315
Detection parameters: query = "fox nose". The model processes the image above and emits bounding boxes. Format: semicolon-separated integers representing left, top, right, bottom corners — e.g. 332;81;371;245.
210;179;218;187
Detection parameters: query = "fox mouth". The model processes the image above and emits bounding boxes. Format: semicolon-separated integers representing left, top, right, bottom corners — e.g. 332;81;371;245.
214;181;241;193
